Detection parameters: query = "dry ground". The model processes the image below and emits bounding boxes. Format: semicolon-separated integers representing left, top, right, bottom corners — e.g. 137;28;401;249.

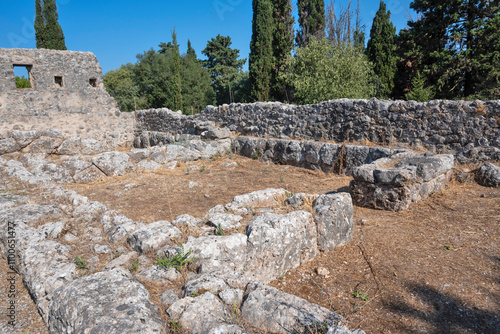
1;154;498;333
68;154;500;334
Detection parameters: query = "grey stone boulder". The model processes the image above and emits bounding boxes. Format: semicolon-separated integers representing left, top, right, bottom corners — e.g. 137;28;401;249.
204;126;232;140
137;160;163;171
0;137;21;155
219;288;244;307
165;145;201;162
100;210;146;244
313;193;354;251
226;188;287;212
61;157;93;175
48;267;166;333
128;148;150;162
20;241;78;322
204;325;249;334
397;154;454;182
5;203;63;225
241;283;359;334
207;213;243;231
56;137;82;155
182;271;251;299
245;211;318;283
135;266;181;285
105;251;139;270
31;163;74;184
92;152;134;177
373;166;418;186
286;193;319;209
73;165;106;183
128;220;182;253
167;292;230;334
161;289;180;308
476;163;500;188
172;214;202;228
80;138;106;155
160;234;248;273
11;130;41;148
23;136;62;153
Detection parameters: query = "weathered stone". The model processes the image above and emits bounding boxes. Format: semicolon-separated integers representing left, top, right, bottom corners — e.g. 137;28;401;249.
397;154;454;182
105;251;139;270
61;157;92;175
137;160;163;171
94;244;112;254
160;234;248;273
135;266;181;285
24;136;62;154
161;289;180;308
128;220;182;253
56;137;82;155
219;288;244;307
313;193;354;251
226;188;287;211
11;130;42;148
241;283;360;334
92;152;134;176
165;145;201;162
207;213;243;231
73;165;106;183
245;211;318;283
128;148;150;162
48;267;165;333
476;163;500;188
20;241;78;322
31;163;73;184
0;137;21;155
100;210;146;244
167;292;230;334
172;214;202;228
204;126;232;139
80;138;106;155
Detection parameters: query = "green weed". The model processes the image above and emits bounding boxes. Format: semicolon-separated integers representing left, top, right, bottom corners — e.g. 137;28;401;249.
352;290;369;302
74;256;87;270
156;244;194;272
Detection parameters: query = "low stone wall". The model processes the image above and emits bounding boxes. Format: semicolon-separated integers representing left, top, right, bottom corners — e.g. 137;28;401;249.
135;99;500;163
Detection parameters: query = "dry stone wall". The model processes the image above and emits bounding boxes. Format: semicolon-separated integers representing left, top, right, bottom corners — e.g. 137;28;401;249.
135;99;500;163
0;48;134;147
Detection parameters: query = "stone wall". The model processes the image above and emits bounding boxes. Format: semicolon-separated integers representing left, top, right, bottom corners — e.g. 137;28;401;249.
0;48;135;147
135;99;500;163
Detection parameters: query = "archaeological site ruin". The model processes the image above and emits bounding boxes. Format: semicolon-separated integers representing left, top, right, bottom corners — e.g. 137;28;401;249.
1;48;499;333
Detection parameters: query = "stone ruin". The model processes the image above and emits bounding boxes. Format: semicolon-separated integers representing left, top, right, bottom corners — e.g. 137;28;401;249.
0;48;134;148
0;48;499;334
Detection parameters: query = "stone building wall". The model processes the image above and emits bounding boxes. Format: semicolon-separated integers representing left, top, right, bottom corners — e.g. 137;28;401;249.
0;48;135;147
135;99;500;163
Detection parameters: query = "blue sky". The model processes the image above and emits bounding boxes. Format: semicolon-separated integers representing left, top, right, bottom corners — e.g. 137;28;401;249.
1;1;416;74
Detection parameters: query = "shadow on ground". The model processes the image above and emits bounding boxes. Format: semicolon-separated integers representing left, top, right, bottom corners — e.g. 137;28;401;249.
384;282;500;334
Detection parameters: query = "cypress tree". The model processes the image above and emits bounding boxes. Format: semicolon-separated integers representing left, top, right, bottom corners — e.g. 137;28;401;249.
43;0;66;50
187;40;197;59
366;1;397;98
249;0;274;102
296;0;325;47
271;0;294;102
34;0;47;48
171;28;183;111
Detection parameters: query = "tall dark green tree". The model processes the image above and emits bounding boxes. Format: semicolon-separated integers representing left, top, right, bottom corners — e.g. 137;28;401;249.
187;40;197;59
34;0;47;48
202;35;247;105
297;0;326;46
397;0;499;99
249;0;274;102
366;1;397;98
170;29;183;111
41;0;66;50
271;0;294;101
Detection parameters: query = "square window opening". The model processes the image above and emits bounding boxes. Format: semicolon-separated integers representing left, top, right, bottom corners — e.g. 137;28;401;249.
54;76;63;88
89;78;97;87
13;65;32;89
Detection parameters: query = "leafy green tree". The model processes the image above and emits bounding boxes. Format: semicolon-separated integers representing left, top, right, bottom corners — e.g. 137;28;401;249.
366;1;397;98
181;53;216;115
202;35;247;105
15;76;31;88
104;64;146;112
34;0;47;48
250;0;274;102
284;38;378;104
297;0;326;47
271;0;294;101
405;71;434;102
42;0;66;50
397;0;499;99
